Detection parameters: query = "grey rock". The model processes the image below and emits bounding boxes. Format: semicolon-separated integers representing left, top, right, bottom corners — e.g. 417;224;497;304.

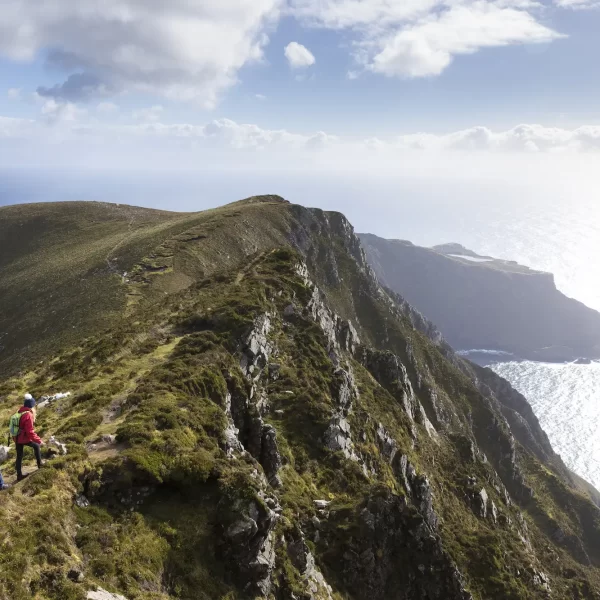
75;494;90;509
490;500;498;524
314;500;331;509
226;516;258;542
260;424;282;488
474;488;489;519
87;589;128;600
376;423;398;463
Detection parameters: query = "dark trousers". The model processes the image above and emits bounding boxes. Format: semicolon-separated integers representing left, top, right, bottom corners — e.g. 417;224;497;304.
16;442;42;478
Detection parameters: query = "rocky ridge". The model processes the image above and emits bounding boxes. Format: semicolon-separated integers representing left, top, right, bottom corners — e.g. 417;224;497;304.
1;198;600;599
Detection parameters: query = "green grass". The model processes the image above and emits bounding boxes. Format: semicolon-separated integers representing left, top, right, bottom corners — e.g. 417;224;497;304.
2;197;600;599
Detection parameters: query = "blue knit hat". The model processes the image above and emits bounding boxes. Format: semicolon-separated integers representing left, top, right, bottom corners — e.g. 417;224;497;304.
23;393;36;409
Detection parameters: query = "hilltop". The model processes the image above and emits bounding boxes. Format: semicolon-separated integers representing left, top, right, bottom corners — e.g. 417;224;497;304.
1;198;600;599
359;234;600;362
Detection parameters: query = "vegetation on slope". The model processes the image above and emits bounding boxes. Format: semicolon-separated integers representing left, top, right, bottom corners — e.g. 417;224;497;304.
1;198;600;600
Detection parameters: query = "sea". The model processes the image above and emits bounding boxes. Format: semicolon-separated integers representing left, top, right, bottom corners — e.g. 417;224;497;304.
2;167;600;488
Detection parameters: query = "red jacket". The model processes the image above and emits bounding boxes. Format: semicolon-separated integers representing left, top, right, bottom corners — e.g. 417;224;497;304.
14;407;42;445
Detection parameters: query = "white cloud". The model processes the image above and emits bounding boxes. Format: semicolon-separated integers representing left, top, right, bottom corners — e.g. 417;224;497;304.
285;42;316;68
7;88;21;99
132;105;164;123
255;93;267;100
555;0;600;7
97;102;119;114
385;124;600;152
370;4;562;78
0;0;282;108
4;109;600;157
40;99;86;124
292;0;564;78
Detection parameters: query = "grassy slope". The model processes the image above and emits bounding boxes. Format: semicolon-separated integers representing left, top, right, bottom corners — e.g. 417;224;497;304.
1;198;600;599
0;197;292;377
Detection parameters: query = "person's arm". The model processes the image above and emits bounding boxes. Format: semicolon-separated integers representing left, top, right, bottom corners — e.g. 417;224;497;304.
21;413;42;444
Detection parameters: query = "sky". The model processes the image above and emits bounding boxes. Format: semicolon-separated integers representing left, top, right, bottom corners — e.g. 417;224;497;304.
1;0;600;212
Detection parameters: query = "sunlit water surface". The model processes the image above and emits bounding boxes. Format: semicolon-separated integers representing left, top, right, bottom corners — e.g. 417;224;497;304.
490;361;600;489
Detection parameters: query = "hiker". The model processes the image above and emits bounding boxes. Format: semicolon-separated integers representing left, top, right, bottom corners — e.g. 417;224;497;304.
11;393;45;482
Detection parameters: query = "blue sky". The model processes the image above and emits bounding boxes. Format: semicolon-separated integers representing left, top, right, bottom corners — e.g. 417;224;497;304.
2;1;600;134
1;0;600;177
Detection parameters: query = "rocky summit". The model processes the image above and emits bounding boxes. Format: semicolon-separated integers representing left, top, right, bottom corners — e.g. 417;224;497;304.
1;197;600;599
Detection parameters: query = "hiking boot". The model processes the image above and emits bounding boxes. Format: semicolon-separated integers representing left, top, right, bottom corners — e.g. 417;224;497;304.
38;460;47;468
1;484;11;491
17;474;29;482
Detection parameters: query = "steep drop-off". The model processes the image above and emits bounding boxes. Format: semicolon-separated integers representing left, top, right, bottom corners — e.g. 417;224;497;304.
359;234;600;361
1;198;600;600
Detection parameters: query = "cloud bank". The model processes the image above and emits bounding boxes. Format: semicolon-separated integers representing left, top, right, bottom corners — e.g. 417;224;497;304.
0;0;584;107
0;0;282;108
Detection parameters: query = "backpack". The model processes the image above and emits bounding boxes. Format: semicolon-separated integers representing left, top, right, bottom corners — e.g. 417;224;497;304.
8;411;23;440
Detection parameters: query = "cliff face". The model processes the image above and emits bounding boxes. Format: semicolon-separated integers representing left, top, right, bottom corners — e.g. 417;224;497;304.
359;234;600;361
1;198;600;600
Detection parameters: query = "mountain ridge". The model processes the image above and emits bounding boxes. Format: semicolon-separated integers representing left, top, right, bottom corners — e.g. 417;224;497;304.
1;198;600;599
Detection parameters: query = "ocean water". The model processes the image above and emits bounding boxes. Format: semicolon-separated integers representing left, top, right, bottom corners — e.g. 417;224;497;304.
2;167;600;488
490;361;600;489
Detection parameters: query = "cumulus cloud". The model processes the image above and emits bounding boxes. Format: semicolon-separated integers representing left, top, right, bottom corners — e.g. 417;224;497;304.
0;0;282;108
285;42;316;68
7;88;21;99
370;4;563;78
291;0;564;78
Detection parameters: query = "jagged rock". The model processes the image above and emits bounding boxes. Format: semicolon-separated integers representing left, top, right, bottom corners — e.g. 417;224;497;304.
221;496;278;595
101;434;116;445
413;475;439;531
240;313;273;378
261;424;282;488
474;488;489;519
532;570;551;592
87;589;128;600
283;304;296;317
314;500;331;509
324;489;472;600
331;367;356;412
490;500;498;524
324;414;358;462
376;423;398;463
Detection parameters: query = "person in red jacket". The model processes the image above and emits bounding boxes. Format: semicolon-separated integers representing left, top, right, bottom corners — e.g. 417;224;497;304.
14;394;44;482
